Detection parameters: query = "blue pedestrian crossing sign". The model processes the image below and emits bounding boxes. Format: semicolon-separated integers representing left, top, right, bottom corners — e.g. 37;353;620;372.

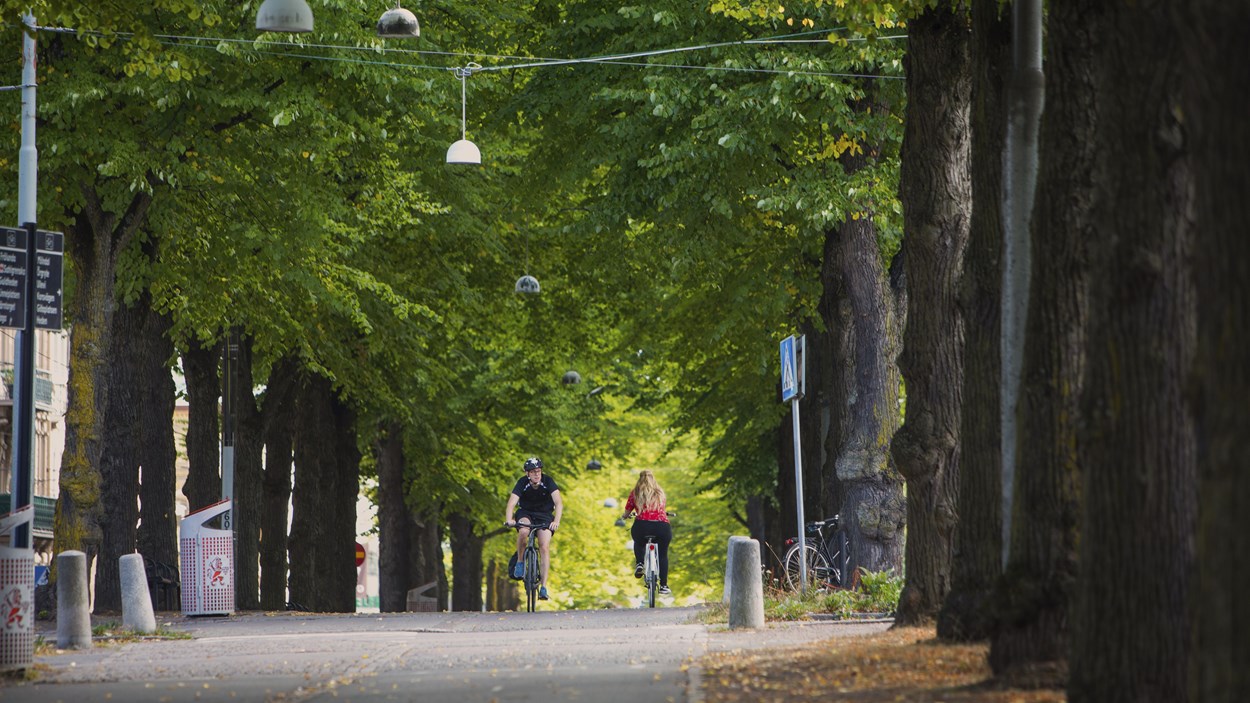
780;335;805;403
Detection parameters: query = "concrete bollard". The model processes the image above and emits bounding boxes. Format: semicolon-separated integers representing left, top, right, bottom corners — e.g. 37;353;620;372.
56;550;92;649
120;553;157;634
722;536;749;604
727;538;765;629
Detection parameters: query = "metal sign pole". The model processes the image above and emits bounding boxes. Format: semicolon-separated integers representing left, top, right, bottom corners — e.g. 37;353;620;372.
791;396;806;592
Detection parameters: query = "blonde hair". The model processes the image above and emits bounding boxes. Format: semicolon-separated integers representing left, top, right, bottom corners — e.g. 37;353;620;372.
631;470;666;512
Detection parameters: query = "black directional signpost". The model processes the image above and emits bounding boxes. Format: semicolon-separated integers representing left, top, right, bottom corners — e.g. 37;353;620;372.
0;227;29;329
1;223;63;554
33;229;63;330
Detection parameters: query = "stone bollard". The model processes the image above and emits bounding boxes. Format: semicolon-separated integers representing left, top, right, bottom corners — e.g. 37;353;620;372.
56;550;92;649
722;536;749;604
120;553;157;634
727;538;765;629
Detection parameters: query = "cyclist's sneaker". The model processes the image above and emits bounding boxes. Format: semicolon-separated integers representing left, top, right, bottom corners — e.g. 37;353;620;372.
512;561;524;579
658;585;672;596
538;586;550;600
634;563;644;578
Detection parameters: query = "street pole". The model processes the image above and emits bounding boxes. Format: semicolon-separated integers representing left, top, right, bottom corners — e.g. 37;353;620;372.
221;329;236;531
791;395;806;592
9;14;38;551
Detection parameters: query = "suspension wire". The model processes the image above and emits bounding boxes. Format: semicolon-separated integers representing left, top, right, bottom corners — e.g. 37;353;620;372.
29;22;906;80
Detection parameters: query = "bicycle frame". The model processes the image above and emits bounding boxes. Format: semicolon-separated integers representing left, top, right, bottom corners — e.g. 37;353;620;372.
782;516;847;592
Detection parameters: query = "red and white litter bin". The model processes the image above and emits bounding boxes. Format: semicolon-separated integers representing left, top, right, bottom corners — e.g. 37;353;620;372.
180;499;234;616
0;505;35;671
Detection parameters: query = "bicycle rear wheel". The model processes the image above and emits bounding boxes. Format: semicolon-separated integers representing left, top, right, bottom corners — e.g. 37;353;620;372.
783;543;831;591
524;546;540;612
645;549;658;608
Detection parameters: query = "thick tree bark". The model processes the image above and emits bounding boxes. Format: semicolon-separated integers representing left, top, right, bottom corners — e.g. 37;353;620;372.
288;373;359;612
376;422;411;613
938;0;1009;642
95;296;145;613
52;188;150;580
181;336;221;513
1180;2;1250;700
1069;5;1195;702
892;3;971;626
136;307;178;571
448;512;484;612
825;214;908;581
989;0;1098;683
232;334;264;610
259;355;299;611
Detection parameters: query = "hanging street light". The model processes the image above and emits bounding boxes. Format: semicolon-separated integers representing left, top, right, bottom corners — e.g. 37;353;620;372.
256;0;314;33
447;64;481;164
376;2;420;38
515;274;540;293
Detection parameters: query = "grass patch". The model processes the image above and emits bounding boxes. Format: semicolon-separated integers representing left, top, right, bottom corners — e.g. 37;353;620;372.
89;620;192;642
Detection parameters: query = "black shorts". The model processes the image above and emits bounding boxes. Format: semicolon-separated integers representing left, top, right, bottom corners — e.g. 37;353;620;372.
514;509;554;528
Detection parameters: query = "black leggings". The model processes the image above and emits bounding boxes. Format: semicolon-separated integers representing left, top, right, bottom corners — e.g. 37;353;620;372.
631;519;673;587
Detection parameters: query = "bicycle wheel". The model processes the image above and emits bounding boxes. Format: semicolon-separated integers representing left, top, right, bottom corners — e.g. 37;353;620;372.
783;543;831;591
645;548;658;608
524;546;540;612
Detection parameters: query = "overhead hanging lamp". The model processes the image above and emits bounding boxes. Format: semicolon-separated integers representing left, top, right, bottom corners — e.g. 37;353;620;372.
447;64;482;165
256;0;314;33
376;2;420;38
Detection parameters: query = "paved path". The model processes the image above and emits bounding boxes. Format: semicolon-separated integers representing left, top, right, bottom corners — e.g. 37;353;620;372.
0;608;890;702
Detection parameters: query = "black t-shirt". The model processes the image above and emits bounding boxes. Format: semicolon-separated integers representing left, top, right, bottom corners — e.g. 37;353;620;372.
512;474;560;514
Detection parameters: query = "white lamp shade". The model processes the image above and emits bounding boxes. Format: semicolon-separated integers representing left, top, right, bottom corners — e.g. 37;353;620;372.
256;0;314;33
515;275;540;293
446;139;481;165
377;6;420;38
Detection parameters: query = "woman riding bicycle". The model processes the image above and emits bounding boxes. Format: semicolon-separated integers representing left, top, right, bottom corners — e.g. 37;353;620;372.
621;470;672;595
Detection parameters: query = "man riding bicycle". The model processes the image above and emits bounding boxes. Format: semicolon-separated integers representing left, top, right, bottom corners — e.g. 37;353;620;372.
504;456;563;600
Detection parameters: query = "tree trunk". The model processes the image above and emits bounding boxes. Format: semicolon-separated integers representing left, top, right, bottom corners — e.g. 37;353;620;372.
448;512;483;612
1068;5;1195;702
136;306;178;571
989;0;1097;683
938;0;1009;642
288;373;358;612
259;355;299;611
95;296;145;613
376;422;411;613
409;506;447;611
824;213;908;581
53;189;151;578
332;395;362;609
892;3;971;626
232;334;264;610
1180;2;1250;700
181;336;221;513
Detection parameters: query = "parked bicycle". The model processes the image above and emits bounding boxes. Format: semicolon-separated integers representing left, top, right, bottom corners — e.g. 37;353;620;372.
510;521;551;612
782;515;849;591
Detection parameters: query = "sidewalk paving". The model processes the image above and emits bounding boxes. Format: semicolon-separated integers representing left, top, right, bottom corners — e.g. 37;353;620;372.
1;608;892;702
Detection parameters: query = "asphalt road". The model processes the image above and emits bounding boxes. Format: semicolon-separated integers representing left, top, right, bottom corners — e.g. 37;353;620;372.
0;607;890;703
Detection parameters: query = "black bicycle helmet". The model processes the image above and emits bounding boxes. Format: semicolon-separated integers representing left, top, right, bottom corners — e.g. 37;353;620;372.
523;457;544;471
